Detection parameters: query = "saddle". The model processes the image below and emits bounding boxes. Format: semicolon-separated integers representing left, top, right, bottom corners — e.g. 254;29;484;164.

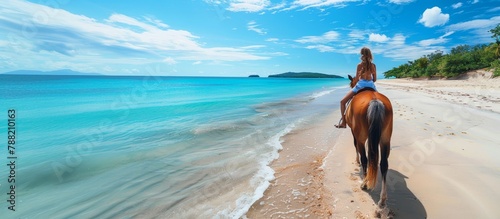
356;87;376;94
346;87;376;110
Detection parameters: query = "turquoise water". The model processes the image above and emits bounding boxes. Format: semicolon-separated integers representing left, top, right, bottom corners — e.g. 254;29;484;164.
0;75;347;218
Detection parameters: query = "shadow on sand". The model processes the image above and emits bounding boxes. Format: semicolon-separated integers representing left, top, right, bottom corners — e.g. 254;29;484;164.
365;169;427;218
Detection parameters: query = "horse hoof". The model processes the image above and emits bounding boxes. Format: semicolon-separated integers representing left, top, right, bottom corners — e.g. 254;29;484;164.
361;182;368;190
378;200;386;208
375;206;394;219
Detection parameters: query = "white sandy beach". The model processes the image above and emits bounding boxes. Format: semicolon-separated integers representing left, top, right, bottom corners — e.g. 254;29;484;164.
246;73;500;218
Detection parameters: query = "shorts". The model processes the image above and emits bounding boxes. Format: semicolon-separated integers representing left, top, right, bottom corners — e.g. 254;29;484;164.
352;79;377;93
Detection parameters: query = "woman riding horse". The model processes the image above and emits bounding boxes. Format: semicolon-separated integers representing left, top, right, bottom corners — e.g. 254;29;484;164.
335;47;393;208
335;47;377;129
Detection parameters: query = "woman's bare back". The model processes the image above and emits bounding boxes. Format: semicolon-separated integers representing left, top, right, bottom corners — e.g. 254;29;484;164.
357;63;376;81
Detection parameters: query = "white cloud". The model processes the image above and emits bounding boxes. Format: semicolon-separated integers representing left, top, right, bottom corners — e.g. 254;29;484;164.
0;0;268;73
417;31;454;47
320;32;443;61
107;14;161;31
240;45;266;50
144;16;169;29
305;45;334;52
389;34;406;45
293;30;440;61
205;0;362;13
291;0;361;9
348;30;365;40
382;45;442;60
228;0;271;12
295;31;342;53
247;21;267;35
163;57;177;65
418;6;450;27
369;33;390;43
487;7;500;13
471;0;479;4
418;38;447;47
447;16;500;43
266;38;279;42
441;31;455;38
388;0;415;4
268;2;287;10
182;47;267;61
295;31;340;44
371;34;445;60
452;2;463;9
447;16;500;31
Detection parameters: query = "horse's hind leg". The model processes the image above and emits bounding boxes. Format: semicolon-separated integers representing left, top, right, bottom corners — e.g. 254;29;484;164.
351;131;360;165
378;141;390;207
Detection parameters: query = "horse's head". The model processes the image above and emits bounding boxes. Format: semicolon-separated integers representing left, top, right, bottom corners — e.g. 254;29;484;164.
348;75;358;88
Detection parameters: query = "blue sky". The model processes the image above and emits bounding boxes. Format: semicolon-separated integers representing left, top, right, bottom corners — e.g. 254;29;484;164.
0;0;499;77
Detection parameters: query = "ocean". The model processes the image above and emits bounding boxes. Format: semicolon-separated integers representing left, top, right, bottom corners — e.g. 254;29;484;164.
0;75;348;218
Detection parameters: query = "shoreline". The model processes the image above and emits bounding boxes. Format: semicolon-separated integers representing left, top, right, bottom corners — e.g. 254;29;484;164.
245;110;340;218
245;77;500;218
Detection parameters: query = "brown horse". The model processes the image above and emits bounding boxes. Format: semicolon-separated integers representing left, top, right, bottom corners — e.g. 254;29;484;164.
345;75;393;207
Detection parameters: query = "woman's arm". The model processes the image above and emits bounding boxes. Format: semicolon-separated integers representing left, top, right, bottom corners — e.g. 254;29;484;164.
373;64;377;82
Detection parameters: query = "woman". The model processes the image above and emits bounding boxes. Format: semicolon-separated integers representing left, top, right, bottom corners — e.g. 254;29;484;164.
335;47;377;128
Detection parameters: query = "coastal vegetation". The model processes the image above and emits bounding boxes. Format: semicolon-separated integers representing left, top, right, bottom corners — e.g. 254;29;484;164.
269;72;343;78
384;24;500;78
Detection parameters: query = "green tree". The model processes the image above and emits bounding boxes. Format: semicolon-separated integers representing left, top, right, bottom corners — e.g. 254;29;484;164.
416;57;429;68
426;50;444;62
425;50;444;77
412;57;428;77
382;30;500;78
490;23;500;58
491;60;500;77
490;23;500;43
451;45;471;55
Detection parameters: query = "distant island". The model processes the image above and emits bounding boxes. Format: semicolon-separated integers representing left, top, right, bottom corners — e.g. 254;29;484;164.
268;72;343;78
2;69;102;76
248;74;260;77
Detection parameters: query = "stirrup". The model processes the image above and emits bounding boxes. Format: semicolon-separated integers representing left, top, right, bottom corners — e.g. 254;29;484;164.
335;118;346;129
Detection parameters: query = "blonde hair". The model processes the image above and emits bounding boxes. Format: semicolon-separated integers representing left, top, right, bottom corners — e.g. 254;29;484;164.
360;47;374;74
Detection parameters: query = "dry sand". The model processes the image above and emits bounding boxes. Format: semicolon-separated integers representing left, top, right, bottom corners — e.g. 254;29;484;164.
245;75;500;218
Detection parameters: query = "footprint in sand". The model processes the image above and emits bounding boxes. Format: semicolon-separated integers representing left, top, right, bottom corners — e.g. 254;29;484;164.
355;210;368;219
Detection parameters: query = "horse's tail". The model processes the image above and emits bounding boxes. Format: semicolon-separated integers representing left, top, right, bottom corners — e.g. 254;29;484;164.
365;99;385;190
